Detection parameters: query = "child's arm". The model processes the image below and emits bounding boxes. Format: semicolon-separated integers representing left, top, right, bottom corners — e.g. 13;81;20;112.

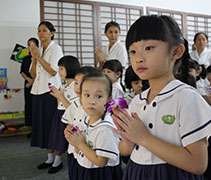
68;132;108;167
113;108;208;175
50;86;71;108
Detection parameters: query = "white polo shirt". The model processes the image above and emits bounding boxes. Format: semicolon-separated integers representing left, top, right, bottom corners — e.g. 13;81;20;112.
103;40;128;67
77;114;120;168
31;41;63;95
128;79;211;165
57;81;78;110
112;82;125;99
190;47;211;68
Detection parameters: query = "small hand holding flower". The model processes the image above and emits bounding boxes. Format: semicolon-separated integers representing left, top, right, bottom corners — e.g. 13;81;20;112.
112;107;150;146
68;131;85;149
50;85;63;99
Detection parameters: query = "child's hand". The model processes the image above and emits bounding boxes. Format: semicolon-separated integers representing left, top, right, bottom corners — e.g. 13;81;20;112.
112;108;150;146
50;86;63;99
68;132;85;149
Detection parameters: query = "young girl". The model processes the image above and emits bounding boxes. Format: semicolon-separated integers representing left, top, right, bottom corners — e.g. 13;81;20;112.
95;21;128;70
38;55;80;174
102;59;125;99
66;72;122;180
62;66;99;179
124;65;149;104
112;15;211;180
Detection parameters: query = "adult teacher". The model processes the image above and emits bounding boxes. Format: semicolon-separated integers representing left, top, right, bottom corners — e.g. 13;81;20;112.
29;21;63;168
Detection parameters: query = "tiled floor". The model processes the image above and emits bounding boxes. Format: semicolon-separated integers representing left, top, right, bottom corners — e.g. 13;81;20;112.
0;135;68;180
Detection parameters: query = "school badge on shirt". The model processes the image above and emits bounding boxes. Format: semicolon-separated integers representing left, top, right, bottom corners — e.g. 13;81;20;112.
162;115;176;125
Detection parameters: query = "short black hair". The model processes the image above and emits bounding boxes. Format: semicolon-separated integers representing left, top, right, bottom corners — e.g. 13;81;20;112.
58;55;80;78
28;37;39;47
105;21;121;33
207;65;211;73
75;66;99;77
126;15;184;52
38;21;56;40
125;66;140;90
103;59;123;74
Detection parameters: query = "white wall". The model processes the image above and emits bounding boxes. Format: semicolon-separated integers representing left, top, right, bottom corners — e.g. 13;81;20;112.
1;0;211;89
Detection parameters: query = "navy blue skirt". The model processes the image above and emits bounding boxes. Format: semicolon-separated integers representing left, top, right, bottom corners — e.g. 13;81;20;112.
67;153;79;180
31;93;57;148
123;160;204;180
76;163;122;180
48;109;68;153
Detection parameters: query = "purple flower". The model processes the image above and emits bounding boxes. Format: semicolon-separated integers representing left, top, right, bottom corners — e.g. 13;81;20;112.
48;82;52;90
71;125;79;132
104;98;128;112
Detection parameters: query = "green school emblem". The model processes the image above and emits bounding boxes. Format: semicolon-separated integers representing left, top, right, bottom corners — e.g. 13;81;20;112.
88;140;93;148
67;94;70;98
162;115;176;125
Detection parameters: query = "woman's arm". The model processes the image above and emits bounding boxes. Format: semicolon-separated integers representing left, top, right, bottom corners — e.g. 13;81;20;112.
113;108;208;175
20;72;33;84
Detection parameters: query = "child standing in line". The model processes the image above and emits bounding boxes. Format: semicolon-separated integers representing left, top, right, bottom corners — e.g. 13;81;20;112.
112;15;211;180
124;65;149;105
62;66;99;179
66;72;122;180
37;55;80;174
102;59;125;99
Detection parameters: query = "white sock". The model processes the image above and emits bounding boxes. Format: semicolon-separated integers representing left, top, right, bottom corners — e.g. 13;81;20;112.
45;153;55;164
52;155;62;167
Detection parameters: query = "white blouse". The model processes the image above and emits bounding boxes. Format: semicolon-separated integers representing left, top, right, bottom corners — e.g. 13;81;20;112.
31;41;63;95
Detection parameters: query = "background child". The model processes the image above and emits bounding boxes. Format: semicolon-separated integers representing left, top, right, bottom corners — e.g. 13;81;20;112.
66;72;122;180
38;55;80;174
62;66;99;179
95;21;128;70
206;65;211;93
112;15;211;180
124;65;149;104
102;59;125;99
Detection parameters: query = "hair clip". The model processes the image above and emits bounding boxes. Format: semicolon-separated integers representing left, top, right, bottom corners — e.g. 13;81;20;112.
71;125;79;132
104;98;128;112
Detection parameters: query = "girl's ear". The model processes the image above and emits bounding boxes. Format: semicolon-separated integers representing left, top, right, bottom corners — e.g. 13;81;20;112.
172;44;185;60
116;71;121;78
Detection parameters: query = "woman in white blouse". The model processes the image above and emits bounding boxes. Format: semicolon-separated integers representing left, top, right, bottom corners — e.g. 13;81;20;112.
190;32;211;68
29;21;63;169
95;21;128;71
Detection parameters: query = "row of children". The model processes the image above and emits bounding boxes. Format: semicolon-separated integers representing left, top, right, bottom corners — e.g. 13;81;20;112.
34;15;210;180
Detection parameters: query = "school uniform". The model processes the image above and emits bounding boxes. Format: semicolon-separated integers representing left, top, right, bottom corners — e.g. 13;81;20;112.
124;91;136;105
197;79;209;95
103;40;128;67
31;41;63;148
190;47;211;68
76;114;122;180
123;79;211;180
112;82;125;99
48;82;77;153
61;98;88;179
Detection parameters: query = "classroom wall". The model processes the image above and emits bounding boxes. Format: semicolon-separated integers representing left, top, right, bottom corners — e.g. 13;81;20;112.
0;0;211;89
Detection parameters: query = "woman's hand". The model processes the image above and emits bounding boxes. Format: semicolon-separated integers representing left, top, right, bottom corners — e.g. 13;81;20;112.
29;42;40;59
112;108;150;146
95;47;106;63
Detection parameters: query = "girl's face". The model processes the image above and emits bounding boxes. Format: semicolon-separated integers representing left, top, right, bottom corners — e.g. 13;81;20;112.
81;80;109;120
131;80;143;94
129;40;174;81
74;73;84;97
59;66;67;80
188;69;198;80
105;26;120;45
102;68;120;83
38;24;54;42
195;34;208;51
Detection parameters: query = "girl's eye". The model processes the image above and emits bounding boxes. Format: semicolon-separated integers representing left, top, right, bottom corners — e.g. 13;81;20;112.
145;46;153;51
84;94;89;97
129;50;136;54
96;95;102;99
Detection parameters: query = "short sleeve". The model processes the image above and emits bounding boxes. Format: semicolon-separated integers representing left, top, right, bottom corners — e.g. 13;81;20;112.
179;90;211;147
95;126;119;160
49;45;63;71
